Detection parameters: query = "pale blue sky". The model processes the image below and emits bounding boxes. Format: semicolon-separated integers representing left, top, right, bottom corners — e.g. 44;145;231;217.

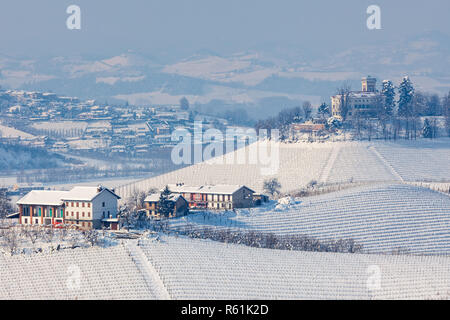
0;0;449;59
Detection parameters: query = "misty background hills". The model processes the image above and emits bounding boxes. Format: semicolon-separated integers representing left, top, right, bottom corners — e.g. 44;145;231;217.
0;31;449;119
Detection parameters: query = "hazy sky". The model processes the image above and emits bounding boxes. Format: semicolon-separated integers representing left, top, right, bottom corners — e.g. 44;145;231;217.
1;0;449;59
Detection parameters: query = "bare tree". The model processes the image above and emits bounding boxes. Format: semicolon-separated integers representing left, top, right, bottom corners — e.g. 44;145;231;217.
43;227;55;244
263;178;282;197
127;189;147;211
23;226;42;245
444;91;450;137
336;84;352;121
118;205;138;231
83;229;99;247
68;230;80;249
1;228;19;255
302;101;313;121
0;189;13;221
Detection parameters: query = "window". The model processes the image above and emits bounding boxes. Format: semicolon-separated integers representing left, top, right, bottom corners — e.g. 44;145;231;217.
102;202;105;207
82;203;85;208
88;212;90;218
88;203;91;208
76;202;79;207
66;202;69;207
71;202;74;207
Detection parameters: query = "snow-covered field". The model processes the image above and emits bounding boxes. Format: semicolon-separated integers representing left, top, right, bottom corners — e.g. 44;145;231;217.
115;139;450;197
0;245;154;300
169;183;450;255
3;237;450;299
0;124;35;139
31;121;88;131
140;236;450;300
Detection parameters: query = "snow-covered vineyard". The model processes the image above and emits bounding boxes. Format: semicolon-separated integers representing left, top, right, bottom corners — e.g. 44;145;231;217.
115;139;450;198
168;183;450;255
0;245;154;300
2;237;450;300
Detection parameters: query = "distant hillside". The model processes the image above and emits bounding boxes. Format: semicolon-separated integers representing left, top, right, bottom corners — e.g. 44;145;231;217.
115;139;450;198
0;143;64;171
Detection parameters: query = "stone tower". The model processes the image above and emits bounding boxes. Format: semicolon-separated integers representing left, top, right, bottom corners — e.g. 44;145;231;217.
361;76;377;92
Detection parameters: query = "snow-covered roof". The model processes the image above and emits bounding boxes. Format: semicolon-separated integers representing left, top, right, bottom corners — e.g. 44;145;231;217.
17;186;120;206
167;184;254;195
144;193;160;202
349;92;379;98
62;186;120;201
144;193;185;203
17;190;70;206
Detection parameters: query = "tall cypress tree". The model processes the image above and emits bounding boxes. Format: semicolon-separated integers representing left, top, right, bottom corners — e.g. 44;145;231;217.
398;77;414;117
381;80;395;116
158;186;174;218
422;119;432;138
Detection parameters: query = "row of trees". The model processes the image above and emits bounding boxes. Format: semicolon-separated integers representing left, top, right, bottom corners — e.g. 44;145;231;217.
0;224;110;255
254;101;330;139
178;225;363;253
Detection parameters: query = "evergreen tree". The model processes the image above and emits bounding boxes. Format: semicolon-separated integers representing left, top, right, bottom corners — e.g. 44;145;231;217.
317;103;331;119
158;186;175;218
381;80;395;116
443;91;450;137
180;97;189;110
397;77;414;117
422;119;432;138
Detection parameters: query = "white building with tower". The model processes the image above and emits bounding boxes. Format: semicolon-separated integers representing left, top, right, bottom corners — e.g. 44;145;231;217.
331;76;382;119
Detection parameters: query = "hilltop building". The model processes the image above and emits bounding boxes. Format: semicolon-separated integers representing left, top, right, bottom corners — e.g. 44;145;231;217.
331;76;382;119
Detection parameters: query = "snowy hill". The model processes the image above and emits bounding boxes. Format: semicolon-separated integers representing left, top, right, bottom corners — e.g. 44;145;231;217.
168;183;450;255
141;236;450;300
3;237;450;299
116;139;450;197
0;245;154;299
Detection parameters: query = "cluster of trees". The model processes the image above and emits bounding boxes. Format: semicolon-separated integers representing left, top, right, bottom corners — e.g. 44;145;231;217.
263;178;282;196
0;189;12;220
0;224;108;255
339;78;450;140
179;225;363;253
254;77;450;141
120;186;177;230
254;101;330;139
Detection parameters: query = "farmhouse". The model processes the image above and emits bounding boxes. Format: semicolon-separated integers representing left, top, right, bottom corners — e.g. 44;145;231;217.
17;186;121;230
290;122;326;139
144;193;189;219
167;184;255;210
